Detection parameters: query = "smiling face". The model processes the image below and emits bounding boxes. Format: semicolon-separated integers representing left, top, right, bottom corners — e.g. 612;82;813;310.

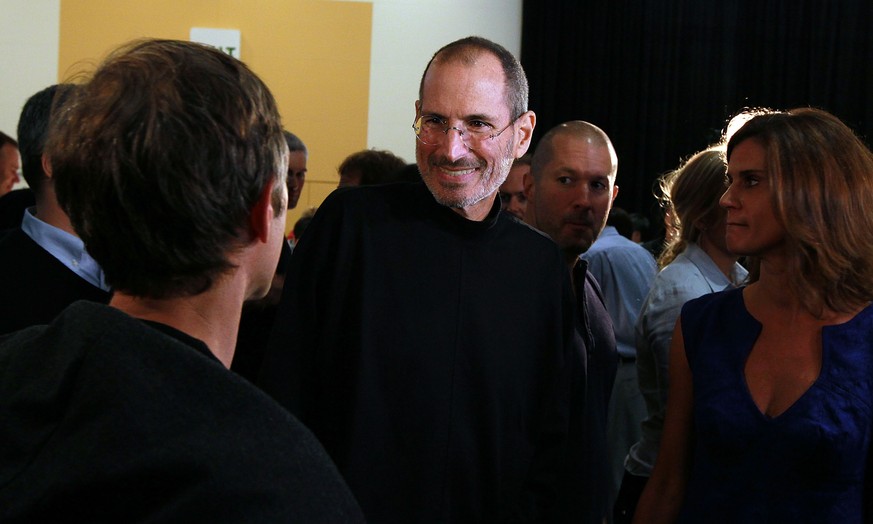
525;131;618;262
721;138;787;258
415;53;532;220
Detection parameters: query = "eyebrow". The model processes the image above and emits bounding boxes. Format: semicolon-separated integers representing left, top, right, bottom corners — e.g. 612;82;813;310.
420;110;499;123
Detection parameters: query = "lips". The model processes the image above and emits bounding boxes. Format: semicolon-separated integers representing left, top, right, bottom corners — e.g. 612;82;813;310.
437;166;478;177
564;214;594;228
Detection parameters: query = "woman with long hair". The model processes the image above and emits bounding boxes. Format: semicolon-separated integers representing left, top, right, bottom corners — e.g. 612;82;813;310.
634;108;873;523
613;146;749;523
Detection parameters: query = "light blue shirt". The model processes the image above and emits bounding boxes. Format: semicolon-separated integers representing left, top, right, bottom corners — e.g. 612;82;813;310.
581;226;658;358
625;242;748;476
21;207;110;292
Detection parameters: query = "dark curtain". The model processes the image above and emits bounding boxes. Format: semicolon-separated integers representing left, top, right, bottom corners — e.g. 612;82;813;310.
521;0;873;236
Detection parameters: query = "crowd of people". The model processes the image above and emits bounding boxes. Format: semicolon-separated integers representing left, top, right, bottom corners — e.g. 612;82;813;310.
1;34;873;523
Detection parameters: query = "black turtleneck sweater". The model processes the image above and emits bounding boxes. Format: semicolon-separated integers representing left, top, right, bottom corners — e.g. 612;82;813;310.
259;181;586;523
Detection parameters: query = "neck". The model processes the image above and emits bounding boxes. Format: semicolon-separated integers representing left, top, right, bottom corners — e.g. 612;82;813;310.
697;235;738;279
753;251;802;309
34;185;77;236
109;277;247;368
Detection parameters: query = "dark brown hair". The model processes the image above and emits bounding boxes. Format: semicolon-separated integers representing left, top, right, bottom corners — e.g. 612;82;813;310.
48;39;288;299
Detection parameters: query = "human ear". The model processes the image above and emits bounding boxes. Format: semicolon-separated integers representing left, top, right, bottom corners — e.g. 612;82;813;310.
41;153;53;178
514;111;536;157
523;170;535;200
250;179;279;244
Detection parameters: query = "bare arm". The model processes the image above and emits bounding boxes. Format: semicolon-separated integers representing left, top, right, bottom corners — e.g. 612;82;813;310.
632;318;695;524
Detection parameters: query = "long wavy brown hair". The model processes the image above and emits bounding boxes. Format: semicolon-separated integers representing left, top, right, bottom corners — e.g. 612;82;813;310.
657;146;727;268
727;107;873;315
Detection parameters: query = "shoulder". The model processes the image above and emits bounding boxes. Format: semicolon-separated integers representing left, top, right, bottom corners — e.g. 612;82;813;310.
0;229;34;276
679;287;746;347
655;259;695;283
0;301;364;521
586;233;655;261
0;227;33;252
299;182;439;244
318;181;426;217
502;213;562;248
683;286;743;316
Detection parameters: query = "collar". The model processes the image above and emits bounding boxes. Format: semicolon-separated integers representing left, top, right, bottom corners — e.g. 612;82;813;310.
423;184;502;237
683;242;749;290
21;207;111;292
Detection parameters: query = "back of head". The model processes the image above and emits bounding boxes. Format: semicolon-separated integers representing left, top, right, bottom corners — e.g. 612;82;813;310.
726;107;873;312
629;212;650;240
338;149;407;186
48;39;287;299
607;207;634;239
17;84;76;194
420;36;528;120
512;153;533;169
658;146;726;267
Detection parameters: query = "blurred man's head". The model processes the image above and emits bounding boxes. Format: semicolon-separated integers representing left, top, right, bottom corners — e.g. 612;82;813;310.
284;131;307;209
337;148;407;188
498;153;531;219
17;85;77;198
0;132;20;196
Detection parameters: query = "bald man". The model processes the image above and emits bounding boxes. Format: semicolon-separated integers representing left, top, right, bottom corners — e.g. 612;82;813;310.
524;120;619;524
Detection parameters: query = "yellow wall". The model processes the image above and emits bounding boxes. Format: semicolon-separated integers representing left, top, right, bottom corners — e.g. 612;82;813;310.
58;0;372;234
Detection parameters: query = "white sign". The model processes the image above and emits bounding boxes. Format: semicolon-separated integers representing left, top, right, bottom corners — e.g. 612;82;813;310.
190;28;241;59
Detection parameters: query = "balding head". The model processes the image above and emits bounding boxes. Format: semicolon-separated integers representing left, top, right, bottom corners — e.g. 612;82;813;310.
530;121;617;182
524;121;619;266
419;36;529;122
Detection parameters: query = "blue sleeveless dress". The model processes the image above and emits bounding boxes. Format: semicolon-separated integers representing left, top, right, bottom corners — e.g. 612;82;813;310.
678;287;873;523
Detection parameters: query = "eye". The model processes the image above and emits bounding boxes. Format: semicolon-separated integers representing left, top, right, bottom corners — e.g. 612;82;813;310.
467;120;494;132
420;115;445;128
744;175;760;187
557;176;573;185
591;180;608;191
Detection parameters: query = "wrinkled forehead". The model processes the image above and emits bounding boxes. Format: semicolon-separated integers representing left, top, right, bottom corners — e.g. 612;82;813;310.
419;54;510;120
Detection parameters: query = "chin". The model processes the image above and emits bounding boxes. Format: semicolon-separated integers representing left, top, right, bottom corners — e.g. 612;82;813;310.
245;280;270;301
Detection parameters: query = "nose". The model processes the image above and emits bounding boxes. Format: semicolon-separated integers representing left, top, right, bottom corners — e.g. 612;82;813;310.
440;127;471;162
719;184;735;209
571;186;593;209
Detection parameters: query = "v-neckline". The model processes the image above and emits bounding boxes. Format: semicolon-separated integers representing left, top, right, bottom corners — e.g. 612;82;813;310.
737;291;823;421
